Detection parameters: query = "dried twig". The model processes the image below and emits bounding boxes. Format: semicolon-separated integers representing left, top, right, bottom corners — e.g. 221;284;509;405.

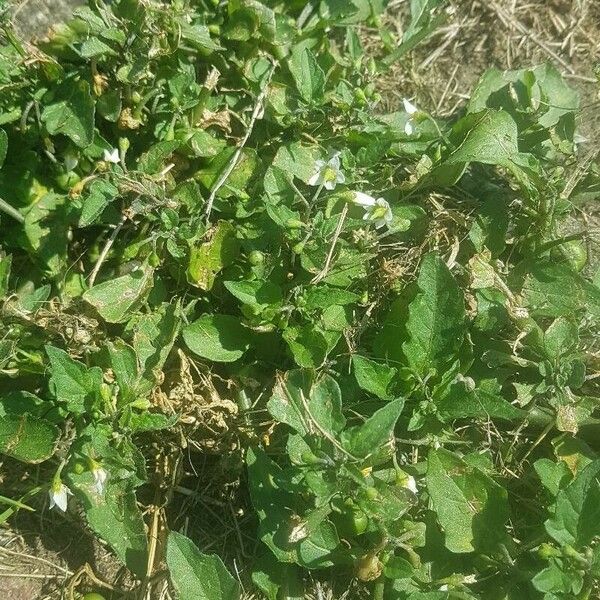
88;212;128;287
204;62;277;222
311;203;349;284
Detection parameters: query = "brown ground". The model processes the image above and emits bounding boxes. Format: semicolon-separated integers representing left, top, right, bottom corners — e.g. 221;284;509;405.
2;1;599;598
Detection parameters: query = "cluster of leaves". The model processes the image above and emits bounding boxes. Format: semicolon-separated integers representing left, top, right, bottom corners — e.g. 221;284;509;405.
1;0;600;598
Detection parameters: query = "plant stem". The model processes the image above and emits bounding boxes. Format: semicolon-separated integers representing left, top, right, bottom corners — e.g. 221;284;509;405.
0;197;24;223
373;576;385;600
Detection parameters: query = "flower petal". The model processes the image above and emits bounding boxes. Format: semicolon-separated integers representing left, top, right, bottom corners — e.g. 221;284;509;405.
353;191;377;207
403;98;418;115
404;120;414;136
329;154;341;170
307;171;323;186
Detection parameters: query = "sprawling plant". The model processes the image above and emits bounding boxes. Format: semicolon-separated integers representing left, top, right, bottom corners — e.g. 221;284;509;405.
1;1;599;598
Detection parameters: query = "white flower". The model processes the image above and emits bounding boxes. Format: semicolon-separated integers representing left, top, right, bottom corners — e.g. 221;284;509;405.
91;464;108;495
352;191;393;229
403;98;419;136
308;152;345;191
103;148;120;164
49;480;72;512
403;475;418;494
439;584;449;592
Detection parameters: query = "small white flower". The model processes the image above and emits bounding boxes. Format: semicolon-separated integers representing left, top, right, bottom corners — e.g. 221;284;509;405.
49;480;72;512
91;464;108;495
439;584;449;592
352;191;393;229
308;152;346;191
403;98;419;136
403;475;418;494
103;148;120;164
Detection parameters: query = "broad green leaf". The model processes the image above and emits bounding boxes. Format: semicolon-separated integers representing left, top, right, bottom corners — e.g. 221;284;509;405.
107;340;148;405
344;399;404;458
83;265;154;323
469;63;579;129
283;325;328;369
41;80;95;148
166;531;240;600
46;345;103;415
79;179;119;226
246;446;297;563
0;414;60;463
271;143;320;186
443;110;539;184
402;253;465;378
534;458;572;496
288;47;325;104
267;370;345;437
183;314;251;362
68;473;148;577
180;23;223;52
426;448;509;553
224;279;283;307
187;221;239;290
436;380;524;422
543;317;578;362
131;302;181;378
23;192;69;276
80;37;117;58
137;140;181;174
532;562;582;595
352;355;397;400
545;459;600;548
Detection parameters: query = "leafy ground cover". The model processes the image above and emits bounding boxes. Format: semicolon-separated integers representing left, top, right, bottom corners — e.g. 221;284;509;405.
1;1;600;599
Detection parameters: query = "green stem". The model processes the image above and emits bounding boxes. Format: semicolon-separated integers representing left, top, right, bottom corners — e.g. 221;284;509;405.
373;575;385;600
0;197;24;223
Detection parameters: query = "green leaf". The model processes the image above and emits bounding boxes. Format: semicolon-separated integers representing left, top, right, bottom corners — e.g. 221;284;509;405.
267;370;345;437
534;458;572;496
224;279;283;307
383;0;447;64
0;414;60;463
79;179;119;226
283;325;328;369
83;265;154;323
426;448;509;553
344;399;404;458
183;314;251;363
68;474;148;577
79;37;117;58
0;253;11;297
288;47;325;104
402;253;465;378
352;355;397;400
187;221;239;290
137;140;181;174
131;302;181;379
545;459;600;548
166;531;241;600
46;345;103;415
41;80;95;148
179;23;223;52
